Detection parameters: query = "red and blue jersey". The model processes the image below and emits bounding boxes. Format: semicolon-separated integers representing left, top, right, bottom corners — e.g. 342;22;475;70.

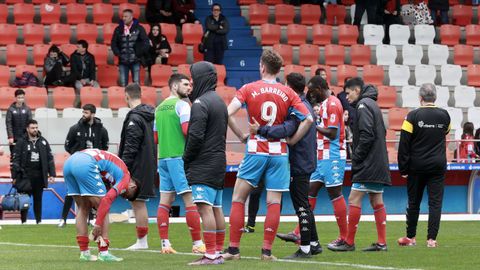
317;95;346;160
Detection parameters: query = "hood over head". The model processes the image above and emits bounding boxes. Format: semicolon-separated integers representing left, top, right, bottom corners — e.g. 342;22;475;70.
352;84;378;107
189;61;217;103
129;104;155;121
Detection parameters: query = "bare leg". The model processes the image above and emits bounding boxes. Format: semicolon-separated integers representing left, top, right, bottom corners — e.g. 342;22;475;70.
127;200;149;249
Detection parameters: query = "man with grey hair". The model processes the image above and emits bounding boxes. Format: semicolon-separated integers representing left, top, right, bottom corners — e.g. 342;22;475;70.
397;83;451;248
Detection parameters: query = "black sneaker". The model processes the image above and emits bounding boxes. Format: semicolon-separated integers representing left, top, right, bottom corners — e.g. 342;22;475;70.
310;243;323;255
362;243;388;252
276;232;300;243
327;242;355;252
243;225;255;233
284;249;312;260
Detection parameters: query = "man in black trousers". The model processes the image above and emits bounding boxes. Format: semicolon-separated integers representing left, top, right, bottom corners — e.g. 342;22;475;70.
11;119;56;224
397;83;451;248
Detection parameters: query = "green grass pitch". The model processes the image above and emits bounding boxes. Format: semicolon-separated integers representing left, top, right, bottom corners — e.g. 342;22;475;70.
0;221;479;270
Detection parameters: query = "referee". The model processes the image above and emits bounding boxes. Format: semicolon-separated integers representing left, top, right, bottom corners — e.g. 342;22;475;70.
397;83;451;248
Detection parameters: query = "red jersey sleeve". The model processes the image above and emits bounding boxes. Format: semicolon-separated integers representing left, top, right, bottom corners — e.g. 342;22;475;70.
235;84;249;105
95;177;130;226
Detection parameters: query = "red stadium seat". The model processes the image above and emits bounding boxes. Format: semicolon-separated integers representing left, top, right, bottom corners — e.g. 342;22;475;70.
107;86;128;109
312;24;332;45
97;65;119;87
0;24;17;45
0;5;7;23
160;86;170;101
0;67;11;86
89;44;109;66
265;0;283;3
0;87;16;107
272;44;293;65
336;64;357;86
76;23;98;44
324;44;345;66
249;4;269;25
119;3;141;19
452;5;473;26
300;4;321;25
168;43;188;66
287;24;308;45
363;64;384;85
23;24;45;45
60;44;77;57
92;3;114;24
177;64;191;77
6;44;27;66
151;65;173;87
50;24;72;44
15;65;37;78
40;3;61;24
54;153;70;177
0;154;11;178
141;23;151;35
192;44;204;62
80;87;103;107
377;85;397;109
453;44;474;66
386;129;397;153
182;23;203;45
140;86;158;106
24;87;48;109
440;24;461;46
298;44;319;66
214;64;227;86
350;44;371;66
66;3;87;24
284;65;306;78
310;64;332;83
13;3;35;24
326;4;346;25
160;23;177;44
338;24;359;45
388;107;409;130
275;4;295;25
465;25;480;46
102;23;117;45
217;86;236;104
467;64;480;87
52;87;76;109
33;44;50;66
260;24;281;45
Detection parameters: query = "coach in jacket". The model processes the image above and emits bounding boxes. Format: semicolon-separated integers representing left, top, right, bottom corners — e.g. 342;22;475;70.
6;89;32;157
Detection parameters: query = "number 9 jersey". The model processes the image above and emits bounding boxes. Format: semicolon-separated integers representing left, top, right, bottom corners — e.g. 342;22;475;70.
236;79;310;156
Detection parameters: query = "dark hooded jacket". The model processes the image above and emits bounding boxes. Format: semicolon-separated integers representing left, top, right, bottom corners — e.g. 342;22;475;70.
118;104;156;198
350;85;391;185
183;62;228;189
6;102;32;140
111;19;149;65
64;117;109;154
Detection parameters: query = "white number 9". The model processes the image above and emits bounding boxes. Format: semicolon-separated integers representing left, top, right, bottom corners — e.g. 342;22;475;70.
261;101;277;126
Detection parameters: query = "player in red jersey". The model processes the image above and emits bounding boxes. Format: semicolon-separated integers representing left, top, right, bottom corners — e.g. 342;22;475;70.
223;49;313;260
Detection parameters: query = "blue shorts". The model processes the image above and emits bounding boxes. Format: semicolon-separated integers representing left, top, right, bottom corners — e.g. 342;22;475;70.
192;184;223;207
351;183;385;193
311;159;346;187
237;154;290;192
158;158;191;195
63;152;106;197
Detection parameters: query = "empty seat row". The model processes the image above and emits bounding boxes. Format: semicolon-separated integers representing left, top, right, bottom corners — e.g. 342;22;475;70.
388;64;463;86
401;85;477;108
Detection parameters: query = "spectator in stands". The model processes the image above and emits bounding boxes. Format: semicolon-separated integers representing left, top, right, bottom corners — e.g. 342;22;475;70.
458;122;478;163
11;119;55;224
6;89;32;160
428;0;449;25
146;24;172;82
44;45;75;87
382;0;402;44
70;40;99;108
204;3;230;65
315;68;328;81
353;0;380;28
337;77;355;125
111;9;149;87
146;0;174;24
173;0;200;26
475;128;480;157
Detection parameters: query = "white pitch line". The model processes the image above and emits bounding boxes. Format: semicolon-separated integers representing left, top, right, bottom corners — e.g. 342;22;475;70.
0;242;422;270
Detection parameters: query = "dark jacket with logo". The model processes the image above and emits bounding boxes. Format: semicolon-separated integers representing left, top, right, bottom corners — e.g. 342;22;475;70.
64;117;109;154
111;19;149;65
350;85;391;185
11;133;56;189
398;106;451;175
204;14;230;50
183;62;228;189
6;103;32;140
118;104;156;198
70;51;96;81
257;94;317;177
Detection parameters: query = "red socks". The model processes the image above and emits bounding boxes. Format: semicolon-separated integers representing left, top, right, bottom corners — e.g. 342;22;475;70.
76;235;89;252
157;204;170;239
293;197;317;236
229;202;245;248
186;205;202;242
98;238;110;252
203;231;216;256
346;205;361;246
216;230;225;252
136;226;148;239
332;195;348;240
374;204;387;245
263;203;281;250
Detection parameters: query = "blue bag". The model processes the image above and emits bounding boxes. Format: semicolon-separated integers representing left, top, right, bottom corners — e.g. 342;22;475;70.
1;187;30;211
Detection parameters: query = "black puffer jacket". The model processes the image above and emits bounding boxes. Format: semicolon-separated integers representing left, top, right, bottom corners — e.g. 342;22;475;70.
118;104;156;197
111;19;149;65
64;117;109;154
204;14;230;50
350;85;391;185
183;62;228;189
70;51;96;81
6;102;32;140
